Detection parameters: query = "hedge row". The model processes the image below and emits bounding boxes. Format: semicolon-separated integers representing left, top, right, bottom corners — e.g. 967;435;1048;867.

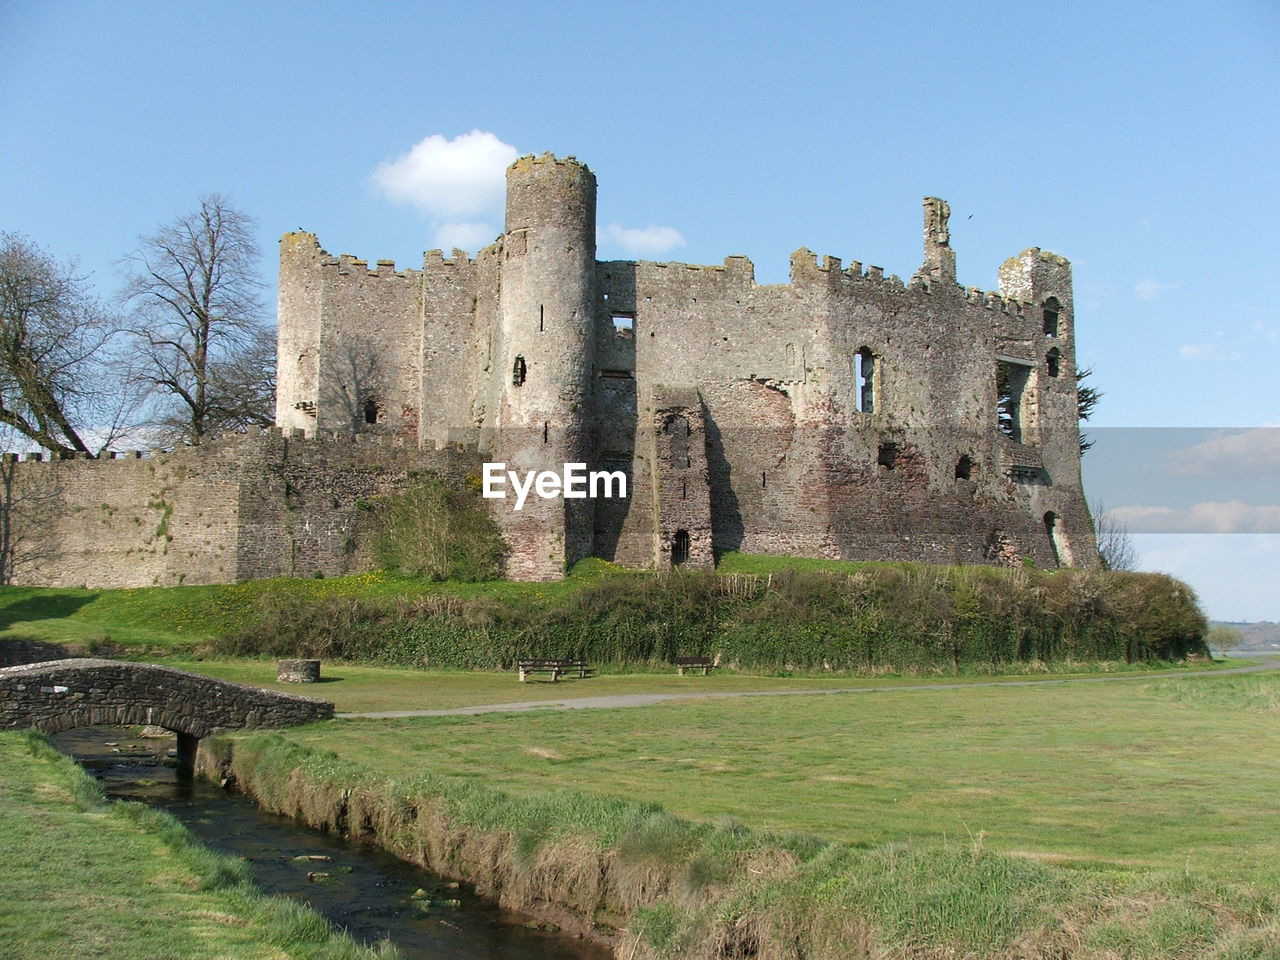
215;563;1208;672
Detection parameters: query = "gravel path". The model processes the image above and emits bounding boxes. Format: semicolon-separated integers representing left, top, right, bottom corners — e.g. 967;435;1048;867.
339;657;1280;719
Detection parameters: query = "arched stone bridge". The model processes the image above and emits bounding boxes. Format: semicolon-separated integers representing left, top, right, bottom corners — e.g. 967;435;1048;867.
0;658;333;770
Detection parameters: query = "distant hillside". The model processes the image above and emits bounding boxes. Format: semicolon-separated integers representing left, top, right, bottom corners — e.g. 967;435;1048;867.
1212;621;1280;650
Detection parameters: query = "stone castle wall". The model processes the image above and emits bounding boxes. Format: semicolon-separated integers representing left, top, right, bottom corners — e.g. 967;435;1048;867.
4;430;481;588
271;154;1098;579
6;153;1097;589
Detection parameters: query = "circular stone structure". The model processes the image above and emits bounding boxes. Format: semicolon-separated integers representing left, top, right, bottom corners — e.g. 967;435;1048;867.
277;659;321;683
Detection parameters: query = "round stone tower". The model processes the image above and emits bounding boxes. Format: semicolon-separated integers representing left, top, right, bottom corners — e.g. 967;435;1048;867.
495;153;597;579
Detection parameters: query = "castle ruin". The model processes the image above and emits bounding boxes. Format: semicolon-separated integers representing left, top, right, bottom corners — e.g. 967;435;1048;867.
274;153;1098;580
0;153;1096;588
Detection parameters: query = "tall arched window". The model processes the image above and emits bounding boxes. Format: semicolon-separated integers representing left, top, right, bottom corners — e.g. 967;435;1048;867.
855;347;876;413
1044;511;1072;567
1043;297;1060;339
363;399;379;424
1046;347;1061;378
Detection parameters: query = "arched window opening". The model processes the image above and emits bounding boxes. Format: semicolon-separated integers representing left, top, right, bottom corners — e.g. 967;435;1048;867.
997;360;1032;442
512;355;527;386
1043;512;1074;567
1046;347;1061;378
363;399;379;425
1043;297;1060;339
854;347;876;413
672;529;690;566
955;454;973;480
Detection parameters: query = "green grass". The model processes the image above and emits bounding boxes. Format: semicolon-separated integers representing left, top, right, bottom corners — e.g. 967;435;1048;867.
158;655;1239;714
270;670;1280;879
0;730;396;960
0;560;628;654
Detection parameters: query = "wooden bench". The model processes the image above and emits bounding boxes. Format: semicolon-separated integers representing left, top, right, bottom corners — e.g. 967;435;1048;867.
517;657;589;682
673;656;714;676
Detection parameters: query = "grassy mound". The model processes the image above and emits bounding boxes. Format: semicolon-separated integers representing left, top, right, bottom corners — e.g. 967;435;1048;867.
1;554;1208;672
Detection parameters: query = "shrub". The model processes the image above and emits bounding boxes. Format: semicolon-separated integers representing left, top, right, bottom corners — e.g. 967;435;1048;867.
372;478;507;581
217;562;1210;673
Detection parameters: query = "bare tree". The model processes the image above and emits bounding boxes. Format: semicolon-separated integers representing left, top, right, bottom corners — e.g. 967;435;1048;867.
1205;624;1245;656
121;195;274;443
1092;500;1136;571
0;233;135;455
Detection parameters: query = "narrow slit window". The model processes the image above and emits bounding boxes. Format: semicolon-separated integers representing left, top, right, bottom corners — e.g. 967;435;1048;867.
855;347;875;413
542;421;549;444
539;305;544;332
513;355;527;386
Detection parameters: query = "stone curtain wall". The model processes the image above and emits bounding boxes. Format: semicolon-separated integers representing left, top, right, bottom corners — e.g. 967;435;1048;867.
0;659;333;738
4;430;482;588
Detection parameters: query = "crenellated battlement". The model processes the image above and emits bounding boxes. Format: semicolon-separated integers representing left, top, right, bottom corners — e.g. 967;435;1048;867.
509;151;593;175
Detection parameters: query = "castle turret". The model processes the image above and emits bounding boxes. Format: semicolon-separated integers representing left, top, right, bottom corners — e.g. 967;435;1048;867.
494;154;597;579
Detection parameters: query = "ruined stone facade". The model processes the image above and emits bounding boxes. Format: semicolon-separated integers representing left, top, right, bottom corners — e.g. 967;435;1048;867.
276;154;1099;580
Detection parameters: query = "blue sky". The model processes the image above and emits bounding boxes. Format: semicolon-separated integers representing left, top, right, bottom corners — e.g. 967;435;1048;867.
2;1;1277;619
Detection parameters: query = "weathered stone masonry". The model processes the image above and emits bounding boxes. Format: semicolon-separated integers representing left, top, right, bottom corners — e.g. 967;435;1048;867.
4;428;481;588
277;154;1099;580
0;658;332;769
3;152;1097;587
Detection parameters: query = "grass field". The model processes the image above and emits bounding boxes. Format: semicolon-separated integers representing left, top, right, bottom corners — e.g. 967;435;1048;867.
0;560;640;653
269;669;1280;879
145;656;1234;713
0;731;394;960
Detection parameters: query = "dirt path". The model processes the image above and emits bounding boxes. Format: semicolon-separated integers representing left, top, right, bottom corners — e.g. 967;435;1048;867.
340;657;1280;719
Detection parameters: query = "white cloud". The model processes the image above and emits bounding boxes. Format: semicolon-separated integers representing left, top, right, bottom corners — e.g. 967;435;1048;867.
1168;428;1280;477
601;223;687;257
1135;277;1180;300
434;221;499;251
1107;500;1280;533
372;130;518;221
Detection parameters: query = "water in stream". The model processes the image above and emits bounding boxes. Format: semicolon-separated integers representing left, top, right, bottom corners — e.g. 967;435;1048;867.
53;726;613;960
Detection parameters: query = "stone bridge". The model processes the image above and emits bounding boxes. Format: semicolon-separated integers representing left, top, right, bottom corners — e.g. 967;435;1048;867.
0;659;334;770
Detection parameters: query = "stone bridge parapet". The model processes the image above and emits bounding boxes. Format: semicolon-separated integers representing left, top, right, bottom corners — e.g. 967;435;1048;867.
0;658;334;739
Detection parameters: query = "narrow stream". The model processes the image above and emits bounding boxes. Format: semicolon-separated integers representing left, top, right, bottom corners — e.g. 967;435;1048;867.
52;726;613;960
